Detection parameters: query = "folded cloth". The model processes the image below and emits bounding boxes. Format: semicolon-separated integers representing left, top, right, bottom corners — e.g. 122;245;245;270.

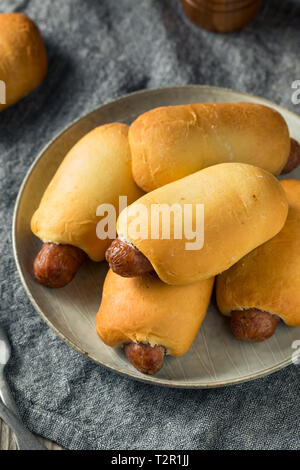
0;0;300;450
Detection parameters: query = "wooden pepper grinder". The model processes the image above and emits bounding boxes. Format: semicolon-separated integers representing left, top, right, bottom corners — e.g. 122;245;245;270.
181;0;262;33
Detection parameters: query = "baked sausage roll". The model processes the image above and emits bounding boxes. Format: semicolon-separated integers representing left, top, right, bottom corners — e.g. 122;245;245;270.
96;269;214;374
129;102;298;192
216;179;300;341
31;123;143;287
106;163;288;285
0;13;47;111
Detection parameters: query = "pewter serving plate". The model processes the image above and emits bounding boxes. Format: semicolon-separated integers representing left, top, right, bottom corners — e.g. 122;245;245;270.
13;86;300;388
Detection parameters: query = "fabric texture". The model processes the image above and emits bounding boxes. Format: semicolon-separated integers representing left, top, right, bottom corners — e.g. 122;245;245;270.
0;0;300;450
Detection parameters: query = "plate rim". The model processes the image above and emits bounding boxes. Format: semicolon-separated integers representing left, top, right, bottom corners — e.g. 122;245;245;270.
12;84;299;389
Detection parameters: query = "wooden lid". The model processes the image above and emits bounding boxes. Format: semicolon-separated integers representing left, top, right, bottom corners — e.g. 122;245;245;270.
181;0;262;33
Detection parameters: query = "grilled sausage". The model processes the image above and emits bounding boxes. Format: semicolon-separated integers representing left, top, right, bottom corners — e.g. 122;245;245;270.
33;243;86;288
230;309;280;342
282;138;300;174
105;238;153;277
124;342;165;375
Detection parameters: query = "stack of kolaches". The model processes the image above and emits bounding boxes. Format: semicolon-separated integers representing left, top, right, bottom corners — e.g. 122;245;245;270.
3;12;300;375
31;100;300;375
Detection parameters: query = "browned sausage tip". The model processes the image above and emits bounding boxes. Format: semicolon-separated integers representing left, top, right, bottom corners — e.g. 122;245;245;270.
230;309;280;342
33;243;86;288
124;342;165;375
281;138;300;174
105;238;153;277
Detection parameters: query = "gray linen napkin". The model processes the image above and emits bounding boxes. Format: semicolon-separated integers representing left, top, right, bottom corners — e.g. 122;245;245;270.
0;0;299;450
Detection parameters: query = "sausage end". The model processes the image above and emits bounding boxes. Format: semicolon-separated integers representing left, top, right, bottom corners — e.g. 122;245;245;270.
106;238;153;277
281;138;300;174
33;243;86;288
230;309;280;342
124;342;165;375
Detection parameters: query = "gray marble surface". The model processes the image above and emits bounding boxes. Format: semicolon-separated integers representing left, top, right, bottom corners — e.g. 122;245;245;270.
0;0;300;450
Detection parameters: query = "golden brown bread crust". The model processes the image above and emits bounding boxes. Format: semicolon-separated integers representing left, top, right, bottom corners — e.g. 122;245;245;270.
96;269;214;357
31;123;144;261
117;163;288;285
129;102;290;192
216;179;300;327
0;13;48;111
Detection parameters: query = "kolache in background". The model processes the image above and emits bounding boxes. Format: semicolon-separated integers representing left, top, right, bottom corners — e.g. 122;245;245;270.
181;0;262;33
0;13;47;111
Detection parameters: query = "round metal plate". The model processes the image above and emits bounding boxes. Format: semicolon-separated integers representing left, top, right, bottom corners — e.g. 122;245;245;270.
13;85;300;388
